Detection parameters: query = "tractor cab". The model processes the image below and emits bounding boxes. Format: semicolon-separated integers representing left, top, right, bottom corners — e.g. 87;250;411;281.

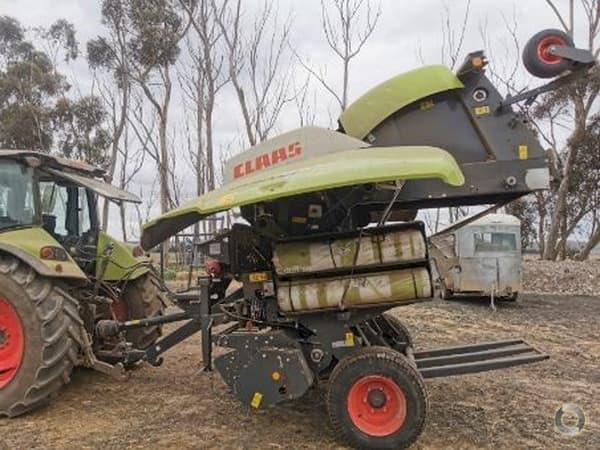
0;151;144;281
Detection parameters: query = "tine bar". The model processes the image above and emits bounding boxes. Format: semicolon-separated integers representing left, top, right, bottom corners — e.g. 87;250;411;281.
414;339;524;359
419;352;549;379
416;343;533;369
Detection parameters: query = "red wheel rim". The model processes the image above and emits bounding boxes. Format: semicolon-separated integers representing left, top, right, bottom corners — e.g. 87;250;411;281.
111;298;129;322
537;36;567;64
0;298;25;389
347;375;407;437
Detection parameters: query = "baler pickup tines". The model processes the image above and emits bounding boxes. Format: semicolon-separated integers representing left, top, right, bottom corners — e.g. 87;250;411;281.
413;339;548;379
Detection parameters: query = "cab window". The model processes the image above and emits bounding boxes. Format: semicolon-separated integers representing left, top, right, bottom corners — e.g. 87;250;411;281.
40;182;93;238
0;160;37;230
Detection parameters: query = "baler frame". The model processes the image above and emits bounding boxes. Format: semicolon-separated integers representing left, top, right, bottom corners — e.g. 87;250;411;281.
99;276;547;383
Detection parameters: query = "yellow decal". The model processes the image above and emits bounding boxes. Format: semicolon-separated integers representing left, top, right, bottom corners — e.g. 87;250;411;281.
474;105;490;116
291;216;307;224
250;392;263;409
518;145;528;160
345;332;355;347
271;371;281;381
419;100;434;111
249;272;268;282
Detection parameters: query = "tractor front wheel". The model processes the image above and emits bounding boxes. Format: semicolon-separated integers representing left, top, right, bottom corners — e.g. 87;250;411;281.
327;346;428;449
0;254;81;417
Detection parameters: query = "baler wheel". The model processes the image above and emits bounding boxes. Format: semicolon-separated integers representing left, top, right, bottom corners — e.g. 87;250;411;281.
361;314;413;352
327;346;428;449
0;254;81;417
523;29;575;78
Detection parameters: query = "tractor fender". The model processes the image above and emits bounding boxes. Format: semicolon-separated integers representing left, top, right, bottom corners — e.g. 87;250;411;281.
0;243;87;280
96;231;149;282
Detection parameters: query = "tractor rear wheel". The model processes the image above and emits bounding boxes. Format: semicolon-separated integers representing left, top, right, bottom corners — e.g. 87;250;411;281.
327;346;428;449
117;273;165;350
0;254;81;417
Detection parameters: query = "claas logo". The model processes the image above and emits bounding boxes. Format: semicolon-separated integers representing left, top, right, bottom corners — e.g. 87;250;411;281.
234;142;302;179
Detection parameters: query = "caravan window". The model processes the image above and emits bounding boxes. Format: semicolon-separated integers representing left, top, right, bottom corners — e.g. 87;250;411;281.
473;232;517;253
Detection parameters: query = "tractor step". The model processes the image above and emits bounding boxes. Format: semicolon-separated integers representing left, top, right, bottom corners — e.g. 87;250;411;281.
413;339;548;379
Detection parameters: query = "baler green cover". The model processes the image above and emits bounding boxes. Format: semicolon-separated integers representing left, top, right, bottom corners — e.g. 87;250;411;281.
141;146;464;249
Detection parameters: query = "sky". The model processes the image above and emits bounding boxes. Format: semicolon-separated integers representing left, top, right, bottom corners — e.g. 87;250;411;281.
0;0;590;239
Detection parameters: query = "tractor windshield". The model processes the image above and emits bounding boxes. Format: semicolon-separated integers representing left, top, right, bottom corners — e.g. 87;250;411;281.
0;160;37;231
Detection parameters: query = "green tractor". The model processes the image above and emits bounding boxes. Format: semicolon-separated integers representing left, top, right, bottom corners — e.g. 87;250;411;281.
0;150;165;417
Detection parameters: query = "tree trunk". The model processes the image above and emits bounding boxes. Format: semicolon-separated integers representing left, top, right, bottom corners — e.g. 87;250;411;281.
120;203;128;242
341;57;349;110
102;82;129;230
158;114;170;213
575;227;600;260
543;99;587;260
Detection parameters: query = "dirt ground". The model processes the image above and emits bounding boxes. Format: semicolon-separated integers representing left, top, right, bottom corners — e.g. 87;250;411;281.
1;292;598;449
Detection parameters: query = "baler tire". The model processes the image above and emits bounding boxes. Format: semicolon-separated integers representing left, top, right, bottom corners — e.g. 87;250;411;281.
0;254;81;417
327;346;428;449
120;273;165;350
360;314;413;352
522;29;575;78
380;314;413;349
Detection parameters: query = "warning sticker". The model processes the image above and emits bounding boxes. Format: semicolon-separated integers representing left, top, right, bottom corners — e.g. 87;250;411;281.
250;392;263;409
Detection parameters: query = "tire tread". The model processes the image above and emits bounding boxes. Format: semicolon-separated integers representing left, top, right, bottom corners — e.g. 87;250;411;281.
0;255;81;417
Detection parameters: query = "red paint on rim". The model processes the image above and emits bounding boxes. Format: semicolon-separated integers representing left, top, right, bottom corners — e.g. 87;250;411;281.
347;375;407;437
111;298;129;322
0;298;25;389
537;36;568;64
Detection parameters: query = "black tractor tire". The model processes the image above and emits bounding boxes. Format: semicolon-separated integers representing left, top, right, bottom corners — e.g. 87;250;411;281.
0;254;81;417
360;314;413;352
327;346;428;449
120;273;165;350
523;29;575;78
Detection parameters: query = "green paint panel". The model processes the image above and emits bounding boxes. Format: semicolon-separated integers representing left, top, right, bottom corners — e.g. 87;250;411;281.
96;231;149;281
142;145;465;249
340;65;464;139
0;227;86;279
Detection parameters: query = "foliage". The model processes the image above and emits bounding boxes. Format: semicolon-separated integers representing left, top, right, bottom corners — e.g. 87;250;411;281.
0;15;110;166
54;96;112;166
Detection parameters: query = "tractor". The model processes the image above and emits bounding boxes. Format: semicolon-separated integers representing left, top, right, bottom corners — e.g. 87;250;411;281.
0;151;165;417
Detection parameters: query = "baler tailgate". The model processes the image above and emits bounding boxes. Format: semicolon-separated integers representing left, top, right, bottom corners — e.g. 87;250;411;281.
414;339;548;379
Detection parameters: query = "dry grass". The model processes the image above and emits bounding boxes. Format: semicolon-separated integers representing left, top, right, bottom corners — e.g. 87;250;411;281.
1;293;598;449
